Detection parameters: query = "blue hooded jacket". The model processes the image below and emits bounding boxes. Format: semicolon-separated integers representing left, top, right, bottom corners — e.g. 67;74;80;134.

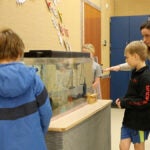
0;62;52;150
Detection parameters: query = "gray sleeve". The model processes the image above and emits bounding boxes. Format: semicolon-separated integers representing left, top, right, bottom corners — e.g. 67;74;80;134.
119;63;132;71
95;63;103;77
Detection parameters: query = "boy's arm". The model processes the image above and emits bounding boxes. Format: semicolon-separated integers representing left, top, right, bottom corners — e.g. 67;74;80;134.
34;75;52;135
120;76;150;109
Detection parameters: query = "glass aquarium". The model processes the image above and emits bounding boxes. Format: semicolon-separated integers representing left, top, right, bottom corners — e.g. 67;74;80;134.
24;50;93;117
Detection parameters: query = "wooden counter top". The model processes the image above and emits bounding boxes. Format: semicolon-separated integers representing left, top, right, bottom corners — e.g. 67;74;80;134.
48;100;112;132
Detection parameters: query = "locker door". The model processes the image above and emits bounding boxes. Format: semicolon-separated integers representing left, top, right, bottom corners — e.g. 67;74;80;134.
110;16;130;104
110;48;130;103
129;15;149;41
110;16;129;49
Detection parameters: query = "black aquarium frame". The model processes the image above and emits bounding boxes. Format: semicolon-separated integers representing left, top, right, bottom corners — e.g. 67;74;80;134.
24;50;90;58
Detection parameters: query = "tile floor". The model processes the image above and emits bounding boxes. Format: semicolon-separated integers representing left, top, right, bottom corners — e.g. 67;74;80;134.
111;108;150;150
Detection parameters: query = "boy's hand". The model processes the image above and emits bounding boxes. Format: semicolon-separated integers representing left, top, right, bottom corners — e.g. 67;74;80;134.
116;98;121;108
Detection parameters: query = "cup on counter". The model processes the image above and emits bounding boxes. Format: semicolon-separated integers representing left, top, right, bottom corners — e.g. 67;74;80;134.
86;93;97;104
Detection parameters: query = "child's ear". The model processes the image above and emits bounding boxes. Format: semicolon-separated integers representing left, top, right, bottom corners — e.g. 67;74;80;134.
134;53;139;59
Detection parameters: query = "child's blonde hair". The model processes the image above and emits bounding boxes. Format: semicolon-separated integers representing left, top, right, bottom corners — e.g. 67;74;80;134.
125;41;148;61
82;43;95;54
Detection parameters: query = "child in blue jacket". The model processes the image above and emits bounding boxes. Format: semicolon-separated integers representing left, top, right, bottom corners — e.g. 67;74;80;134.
0;28;52;150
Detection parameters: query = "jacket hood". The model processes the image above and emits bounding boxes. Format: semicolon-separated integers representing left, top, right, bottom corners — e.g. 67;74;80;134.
0;62;36;98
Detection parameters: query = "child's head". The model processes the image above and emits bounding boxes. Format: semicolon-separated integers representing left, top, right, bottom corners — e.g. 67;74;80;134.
124;41;148;68
0;28;25;62
82;43;95;58
125;41;148;61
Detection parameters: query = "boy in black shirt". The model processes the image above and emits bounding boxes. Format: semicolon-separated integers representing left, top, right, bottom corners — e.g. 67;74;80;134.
116;41;150;150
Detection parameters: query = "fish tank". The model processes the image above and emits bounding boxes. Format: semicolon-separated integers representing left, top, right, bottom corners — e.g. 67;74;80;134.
24;50;93;117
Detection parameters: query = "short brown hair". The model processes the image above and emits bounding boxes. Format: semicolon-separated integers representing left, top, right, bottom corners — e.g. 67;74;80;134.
125;41;148;61
0;28;25;60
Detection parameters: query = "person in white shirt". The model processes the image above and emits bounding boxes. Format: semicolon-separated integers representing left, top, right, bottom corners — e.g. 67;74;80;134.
104;20;150;72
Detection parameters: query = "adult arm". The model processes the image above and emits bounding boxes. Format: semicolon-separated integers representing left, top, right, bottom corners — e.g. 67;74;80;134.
104;63;132;72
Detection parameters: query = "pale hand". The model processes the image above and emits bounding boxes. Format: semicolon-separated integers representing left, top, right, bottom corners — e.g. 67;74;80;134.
115;98;121;108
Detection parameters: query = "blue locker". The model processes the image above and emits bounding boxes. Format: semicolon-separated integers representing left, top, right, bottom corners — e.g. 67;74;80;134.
110;15;149;104
110;48;130;103
129;15;150;41
110;16;129;49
